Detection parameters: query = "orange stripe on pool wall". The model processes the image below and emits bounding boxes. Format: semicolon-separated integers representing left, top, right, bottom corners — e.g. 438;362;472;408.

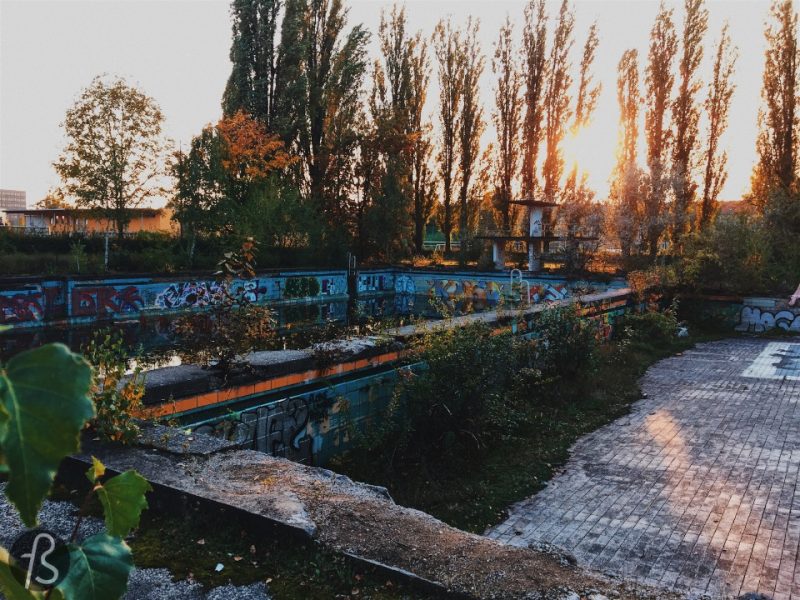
137;349;406;419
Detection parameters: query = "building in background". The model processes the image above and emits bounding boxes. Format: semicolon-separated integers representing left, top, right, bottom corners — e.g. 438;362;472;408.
0;189;26;211
1;207;176;236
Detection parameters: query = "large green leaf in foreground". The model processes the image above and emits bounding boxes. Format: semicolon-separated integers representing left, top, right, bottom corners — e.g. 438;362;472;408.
0;344;94;526
94;468;152;538
57;534;133;600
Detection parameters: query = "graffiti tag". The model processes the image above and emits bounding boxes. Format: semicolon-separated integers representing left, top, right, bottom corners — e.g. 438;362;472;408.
735;306;800;333
71;286;143;318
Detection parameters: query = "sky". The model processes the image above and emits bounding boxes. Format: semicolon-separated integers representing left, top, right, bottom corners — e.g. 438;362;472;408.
0;0;770;207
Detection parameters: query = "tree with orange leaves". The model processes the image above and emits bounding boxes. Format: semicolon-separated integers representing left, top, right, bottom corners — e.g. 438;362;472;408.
171;110;298;248
217;110;296;197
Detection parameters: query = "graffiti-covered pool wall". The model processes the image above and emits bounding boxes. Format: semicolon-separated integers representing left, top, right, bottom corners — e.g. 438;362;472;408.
0;270;351;328
1;269;625;329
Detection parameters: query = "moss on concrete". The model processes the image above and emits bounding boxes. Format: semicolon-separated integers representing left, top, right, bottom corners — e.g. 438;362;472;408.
128;505;445;599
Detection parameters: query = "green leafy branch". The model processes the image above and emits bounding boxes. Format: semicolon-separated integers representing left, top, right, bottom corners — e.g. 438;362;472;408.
0;344;151;600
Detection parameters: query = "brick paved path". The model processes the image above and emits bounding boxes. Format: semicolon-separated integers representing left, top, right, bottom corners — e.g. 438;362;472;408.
487;339;800;599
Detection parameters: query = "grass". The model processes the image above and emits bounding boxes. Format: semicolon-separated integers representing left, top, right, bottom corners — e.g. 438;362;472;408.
329;333;711;534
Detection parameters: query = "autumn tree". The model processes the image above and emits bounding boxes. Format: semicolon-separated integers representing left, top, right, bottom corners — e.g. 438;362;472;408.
457;17;485;263
700;24;737;229
610;49;647;258
542;0;575;204
573;22;601;132
222;0;282;127
36;188;70;209
671;0;708;246
171;111;296;255
752;0;799;205
521;0;548;200
433;18;465;253
54;76;170;239
217;109;295;203
492;16;523;232
643;2;678;258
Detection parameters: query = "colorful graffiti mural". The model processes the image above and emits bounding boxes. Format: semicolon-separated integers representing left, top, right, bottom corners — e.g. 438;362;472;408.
394;275;416;295
155;281;226;309
428;279;504;305
531;283;569;302
193;395;315;462
426;278;568;307
0;285;65;324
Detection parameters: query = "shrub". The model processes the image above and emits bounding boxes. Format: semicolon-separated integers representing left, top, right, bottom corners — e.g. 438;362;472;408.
617;300;680;347
173;238;275;376
533;304;599;382
678;215;770;295
367;323;525;463
82;329;144;443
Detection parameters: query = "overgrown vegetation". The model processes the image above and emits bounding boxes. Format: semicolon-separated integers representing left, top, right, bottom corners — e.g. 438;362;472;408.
675;189;800;296
82;329;145;444
331;305;699;533
173;238;275;376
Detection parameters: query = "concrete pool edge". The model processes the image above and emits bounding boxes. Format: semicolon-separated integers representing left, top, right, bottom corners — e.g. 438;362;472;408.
59;425;680;600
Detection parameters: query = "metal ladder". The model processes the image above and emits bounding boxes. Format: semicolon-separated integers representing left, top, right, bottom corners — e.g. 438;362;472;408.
510;268;531;306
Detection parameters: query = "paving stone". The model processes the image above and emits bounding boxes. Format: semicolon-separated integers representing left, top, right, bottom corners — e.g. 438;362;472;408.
487;339;800;599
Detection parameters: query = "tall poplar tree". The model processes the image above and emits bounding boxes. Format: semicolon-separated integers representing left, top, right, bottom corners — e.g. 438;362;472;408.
458;17;485;262
377;6;434;255
492;16;523;232
433;18;465;253
671;0;708;246
273;0;370;237
643;2;678;258
752;0;799;205
560;21;601;267
521;0;548;200
573;22;601;131
222;0;282;127
700;24;737;229
361;5;431;259
408;29;435;253
610;49;647;258
542;0;575;204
